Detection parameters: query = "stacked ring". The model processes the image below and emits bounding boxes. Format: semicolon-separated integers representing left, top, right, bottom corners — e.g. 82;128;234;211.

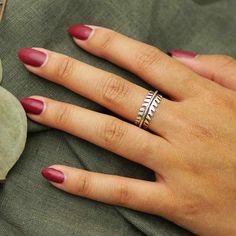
135;90;163;130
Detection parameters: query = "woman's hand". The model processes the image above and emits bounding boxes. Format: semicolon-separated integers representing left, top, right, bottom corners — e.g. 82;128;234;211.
18;25;236;236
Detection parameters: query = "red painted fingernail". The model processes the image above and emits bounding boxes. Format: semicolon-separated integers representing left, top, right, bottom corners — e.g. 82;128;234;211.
41;168;65;183
20;98;44;115
170;50;197;59
68;25;93;40
18;48;47;67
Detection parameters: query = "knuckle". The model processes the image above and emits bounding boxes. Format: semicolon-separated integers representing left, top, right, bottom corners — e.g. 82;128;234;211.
57;56;75;81
135;138;157;164
98;30;117;55
208;91;236;110
54;104;73;127
101;74;129;105
177;198;203;221
138;140;154;157
211;55;236;81
135;46;162;72
183;74;210;97
177;107;216;141
99;118;127;148
189;121;215;140
218;55;235;68
115;181;131;205
194;124;214;140
203;88;228;107
76;173;91;196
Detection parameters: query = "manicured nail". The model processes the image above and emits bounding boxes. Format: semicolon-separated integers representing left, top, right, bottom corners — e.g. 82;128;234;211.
41;168;65;183
68;25;93;40
170;50;197;59
20;98;44;115
18;48;47;67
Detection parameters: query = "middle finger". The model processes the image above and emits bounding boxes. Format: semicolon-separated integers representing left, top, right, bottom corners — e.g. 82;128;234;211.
21;96;170;171
18;48;175;136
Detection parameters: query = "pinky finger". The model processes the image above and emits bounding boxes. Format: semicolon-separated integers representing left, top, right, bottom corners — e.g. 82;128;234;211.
41;165;171;216
170;50;236;91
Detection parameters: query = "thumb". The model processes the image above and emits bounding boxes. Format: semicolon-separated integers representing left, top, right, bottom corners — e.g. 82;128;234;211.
170;50;236;92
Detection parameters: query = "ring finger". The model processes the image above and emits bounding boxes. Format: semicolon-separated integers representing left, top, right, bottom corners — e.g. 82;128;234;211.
18;48;175;136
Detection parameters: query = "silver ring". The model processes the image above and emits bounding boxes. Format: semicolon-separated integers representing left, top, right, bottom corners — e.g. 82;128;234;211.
134;90;163;130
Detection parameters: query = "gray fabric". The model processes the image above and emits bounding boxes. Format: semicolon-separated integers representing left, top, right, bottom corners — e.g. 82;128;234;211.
1;0;235;235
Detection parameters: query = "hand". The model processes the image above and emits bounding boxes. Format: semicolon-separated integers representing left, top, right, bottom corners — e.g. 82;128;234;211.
18;25;236;236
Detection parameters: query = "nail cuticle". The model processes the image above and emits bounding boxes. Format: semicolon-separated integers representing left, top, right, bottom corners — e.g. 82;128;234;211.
84;25;95;41
38;54;48;68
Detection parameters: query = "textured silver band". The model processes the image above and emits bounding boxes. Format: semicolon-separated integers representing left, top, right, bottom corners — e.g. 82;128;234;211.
134;90;163;130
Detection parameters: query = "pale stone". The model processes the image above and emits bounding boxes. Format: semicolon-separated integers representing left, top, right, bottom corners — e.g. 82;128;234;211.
0;59;2;84
0;86;27;182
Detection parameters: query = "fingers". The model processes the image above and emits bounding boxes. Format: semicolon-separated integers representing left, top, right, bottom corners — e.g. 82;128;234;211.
20;96;171;171
41;165;171;216
171;50;236;91
68;25;206;100
18;48;176;136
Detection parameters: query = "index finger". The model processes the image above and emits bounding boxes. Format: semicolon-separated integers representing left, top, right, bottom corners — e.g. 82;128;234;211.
68;25;206;100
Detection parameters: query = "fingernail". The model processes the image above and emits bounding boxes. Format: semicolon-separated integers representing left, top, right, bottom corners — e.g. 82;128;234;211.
170;50;197;59
18;48;47;67
20;98;44;115
41;168;65;183
68;25;93;40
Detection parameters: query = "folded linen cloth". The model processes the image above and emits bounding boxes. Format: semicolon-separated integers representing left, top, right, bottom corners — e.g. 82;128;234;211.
0;0;235;235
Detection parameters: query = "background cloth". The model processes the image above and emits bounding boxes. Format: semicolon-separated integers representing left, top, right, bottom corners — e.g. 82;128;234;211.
0;0;236;235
